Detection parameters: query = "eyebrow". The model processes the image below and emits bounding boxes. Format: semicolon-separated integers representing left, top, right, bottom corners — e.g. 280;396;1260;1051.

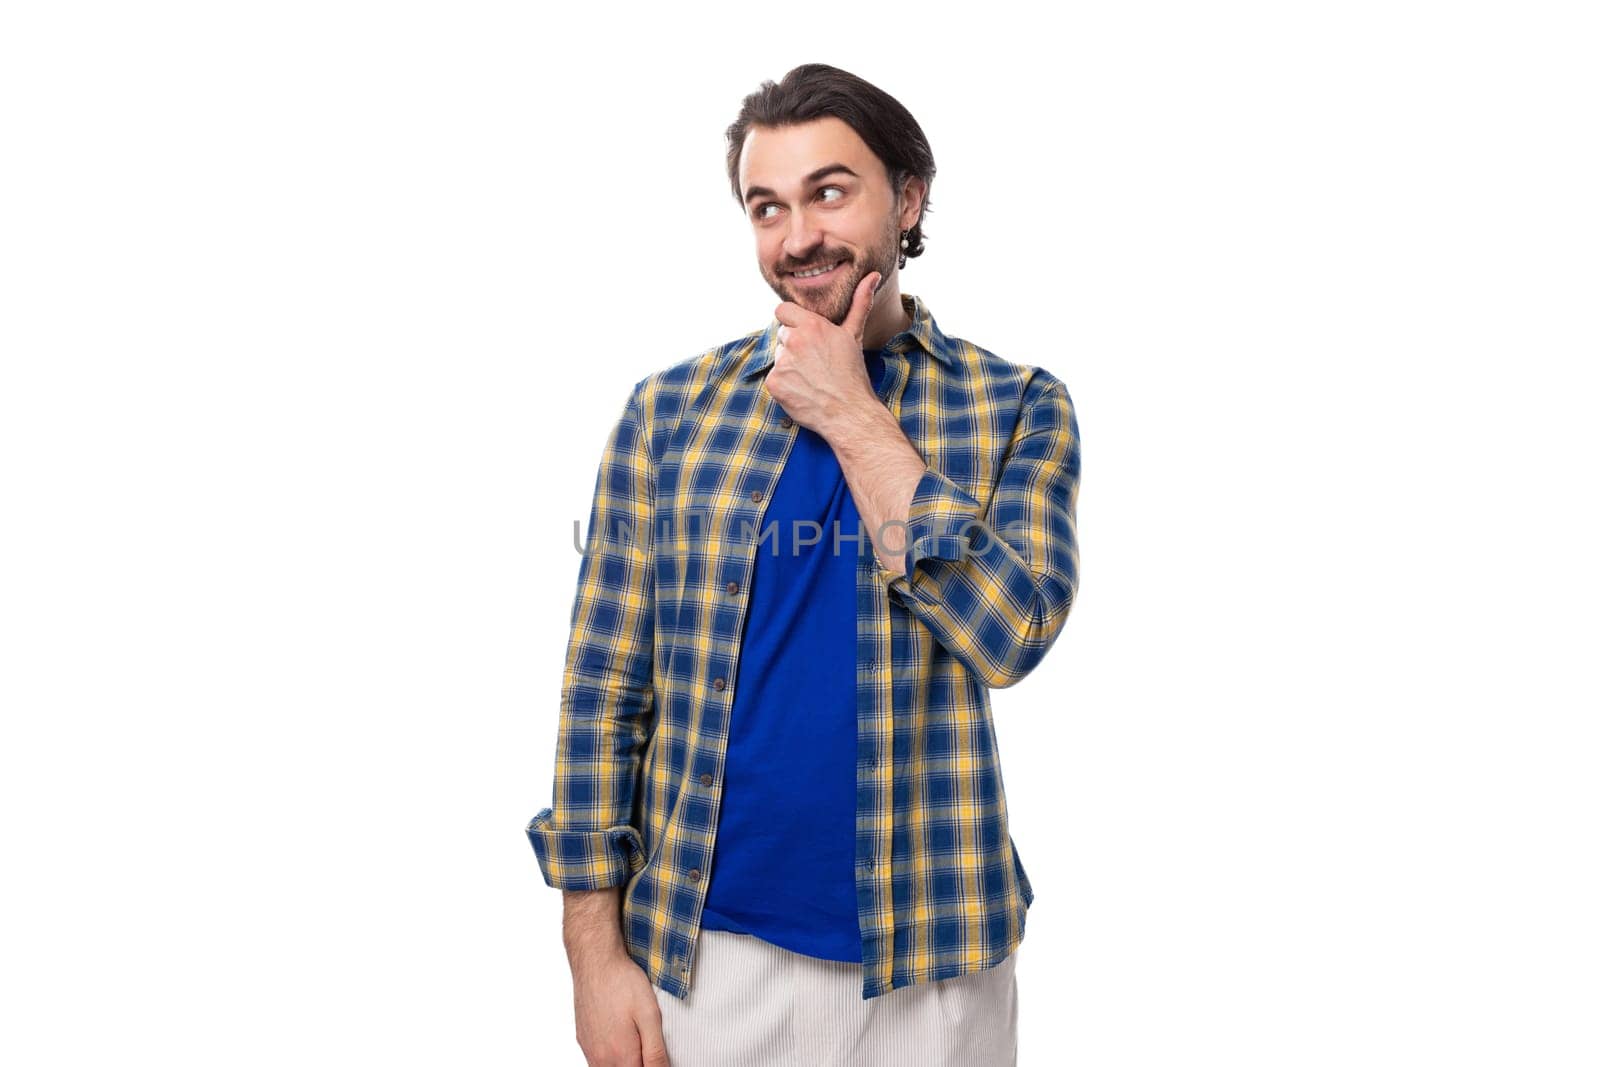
743;163;862;206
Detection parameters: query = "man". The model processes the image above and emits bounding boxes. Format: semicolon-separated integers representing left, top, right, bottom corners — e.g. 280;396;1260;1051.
526;64;1080;1066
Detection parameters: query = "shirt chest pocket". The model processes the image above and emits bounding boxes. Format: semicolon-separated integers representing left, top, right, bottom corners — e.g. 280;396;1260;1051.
918;444;997;515
896;398;1000;513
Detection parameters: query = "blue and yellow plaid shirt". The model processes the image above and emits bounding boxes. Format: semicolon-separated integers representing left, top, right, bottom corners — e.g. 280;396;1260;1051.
526;292;1081;1000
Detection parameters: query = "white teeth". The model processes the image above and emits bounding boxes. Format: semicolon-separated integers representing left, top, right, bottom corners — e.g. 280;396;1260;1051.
793;261;841;278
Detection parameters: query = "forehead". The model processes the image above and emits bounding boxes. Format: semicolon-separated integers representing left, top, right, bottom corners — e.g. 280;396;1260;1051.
738;116;882;197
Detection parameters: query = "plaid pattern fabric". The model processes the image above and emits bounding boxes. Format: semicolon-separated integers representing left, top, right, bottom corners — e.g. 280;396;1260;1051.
526;292;1081;1001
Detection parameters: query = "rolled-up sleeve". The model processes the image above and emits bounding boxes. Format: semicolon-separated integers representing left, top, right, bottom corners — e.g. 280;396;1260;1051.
525;809;647;891
874;373;1081;690
525;378;656;891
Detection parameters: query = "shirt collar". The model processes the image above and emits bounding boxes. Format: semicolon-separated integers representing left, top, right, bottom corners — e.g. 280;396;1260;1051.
739;292;957;381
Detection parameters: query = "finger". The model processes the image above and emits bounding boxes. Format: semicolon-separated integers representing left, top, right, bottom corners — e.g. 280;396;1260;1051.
773;301;812;327
843;271;881;343
638;1010;671;1067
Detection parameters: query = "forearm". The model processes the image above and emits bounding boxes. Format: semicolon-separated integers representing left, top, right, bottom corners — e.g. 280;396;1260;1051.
826;400;926;577
562;886;629;966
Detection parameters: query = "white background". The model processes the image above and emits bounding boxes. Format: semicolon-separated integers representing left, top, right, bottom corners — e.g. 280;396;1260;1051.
3;2;1596;1064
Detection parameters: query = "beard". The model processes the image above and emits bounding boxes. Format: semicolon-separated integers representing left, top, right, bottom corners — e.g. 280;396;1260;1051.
765;213;901;327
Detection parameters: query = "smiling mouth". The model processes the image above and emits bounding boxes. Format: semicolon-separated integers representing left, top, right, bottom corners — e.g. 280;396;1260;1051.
788;260;845;280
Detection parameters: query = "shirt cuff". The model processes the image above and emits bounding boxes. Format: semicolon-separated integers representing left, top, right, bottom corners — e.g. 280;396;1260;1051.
874;465;986;594
525;807;647;891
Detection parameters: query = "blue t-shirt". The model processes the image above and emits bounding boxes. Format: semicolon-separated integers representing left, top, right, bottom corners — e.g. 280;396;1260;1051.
698;348;892;963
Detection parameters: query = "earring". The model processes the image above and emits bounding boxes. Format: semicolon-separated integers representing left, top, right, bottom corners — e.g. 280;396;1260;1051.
898;229;910;270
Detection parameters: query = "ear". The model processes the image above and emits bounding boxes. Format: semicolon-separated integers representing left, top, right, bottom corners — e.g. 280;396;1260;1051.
898;176;928;230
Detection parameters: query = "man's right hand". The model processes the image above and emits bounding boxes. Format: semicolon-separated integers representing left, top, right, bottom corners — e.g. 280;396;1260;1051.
572;949;670;1067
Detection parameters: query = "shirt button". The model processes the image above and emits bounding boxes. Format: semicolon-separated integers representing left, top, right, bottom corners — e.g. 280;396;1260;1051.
725;580;739;595
712;677;726;691
750;489;764;503
688;868;702;882
699;772;713;786
780;416;794;429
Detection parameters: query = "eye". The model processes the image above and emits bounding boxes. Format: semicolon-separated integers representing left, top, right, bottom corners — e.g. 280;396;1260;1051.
752;185;848;221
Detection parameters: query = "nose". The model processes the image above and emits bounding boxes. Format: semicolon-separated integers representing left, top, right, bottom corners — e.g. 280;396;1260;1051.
781;209;824;264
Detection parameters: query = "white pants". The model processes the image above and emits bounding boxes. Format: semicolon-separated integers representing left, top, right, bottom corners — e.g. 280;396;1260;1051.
653;929;1019;1067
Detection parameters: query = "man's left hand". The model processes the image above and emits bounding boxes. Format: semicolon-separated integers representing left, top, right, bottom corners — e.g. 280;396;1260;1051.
766;270;882;438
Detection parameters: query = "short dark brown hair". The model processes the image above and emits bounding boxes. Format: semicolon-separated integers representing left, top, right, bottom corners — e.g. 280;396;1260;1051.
725;64;937;261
